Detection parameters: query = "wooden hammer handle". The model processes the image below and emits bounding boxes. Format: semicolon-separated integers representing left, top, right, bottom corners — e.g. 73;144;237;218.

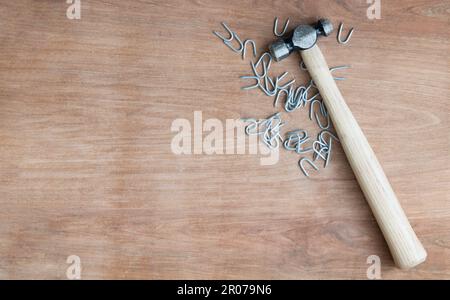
301;45;426;269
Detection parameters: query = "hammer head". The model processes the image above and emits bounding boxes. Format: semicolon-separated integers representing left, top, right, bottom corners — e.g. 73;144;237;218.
269;19;333;62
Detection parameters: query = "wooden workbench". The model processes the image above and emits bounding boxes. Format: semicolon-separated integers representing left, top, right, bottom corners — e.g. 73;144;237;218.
0;0;448;279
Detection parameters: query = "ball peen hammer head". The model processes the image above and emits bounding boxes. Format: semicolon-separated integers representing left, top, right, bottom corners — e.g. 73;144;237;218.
269;19;333;62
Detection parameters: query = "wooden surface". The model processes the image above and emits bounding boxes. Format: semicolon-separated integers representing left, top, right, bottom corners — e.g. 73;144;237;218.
0;0;449;279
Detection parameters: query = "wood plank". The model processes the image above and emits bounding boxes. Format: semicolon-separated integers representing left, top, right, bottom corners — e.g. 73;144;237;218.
0;0;448;279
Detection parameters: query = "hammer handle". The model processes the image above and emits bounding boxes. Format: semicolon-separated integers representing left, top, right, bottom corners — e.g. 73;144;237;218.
301;45;426;269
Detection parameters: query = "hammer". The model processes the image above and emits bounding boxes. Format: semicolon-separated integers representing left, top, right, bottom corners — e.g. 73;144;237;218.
269;19;426;269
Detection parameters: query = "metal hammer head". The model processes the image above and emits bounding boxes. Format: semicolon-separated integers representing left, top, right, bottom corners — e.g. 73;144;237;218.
269;19;333;62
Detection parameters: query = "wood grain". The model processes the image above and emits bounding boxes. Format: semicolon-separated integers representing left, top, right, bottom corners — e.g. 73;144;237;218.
0;0;449;279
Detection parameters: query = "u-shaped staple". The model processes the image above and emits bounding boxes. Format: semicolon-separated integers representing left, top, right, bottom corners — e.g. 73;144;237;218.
213;22;234;42
242;40;257;60
337;22;355;45
274;17;290;37
309;99;321;120
330;65;351;81
299;157;319;178
313;101;330;130
224;32;244;53
240;75;260;90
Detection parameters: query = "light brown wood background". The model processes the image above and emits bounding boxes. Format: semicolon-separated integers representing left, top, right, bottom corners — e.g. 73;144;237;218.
0;0;448;279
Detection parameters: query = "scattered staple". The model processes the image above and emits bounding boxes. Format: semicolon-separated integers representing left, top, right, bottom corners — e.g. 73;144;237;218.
329;65;351;80
315;101;330;130
224;32;244;53
240;75;260;90
213;22;234;42
273;17;290;37
242;39;257;60
337;22;355;45
299;157;319;178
